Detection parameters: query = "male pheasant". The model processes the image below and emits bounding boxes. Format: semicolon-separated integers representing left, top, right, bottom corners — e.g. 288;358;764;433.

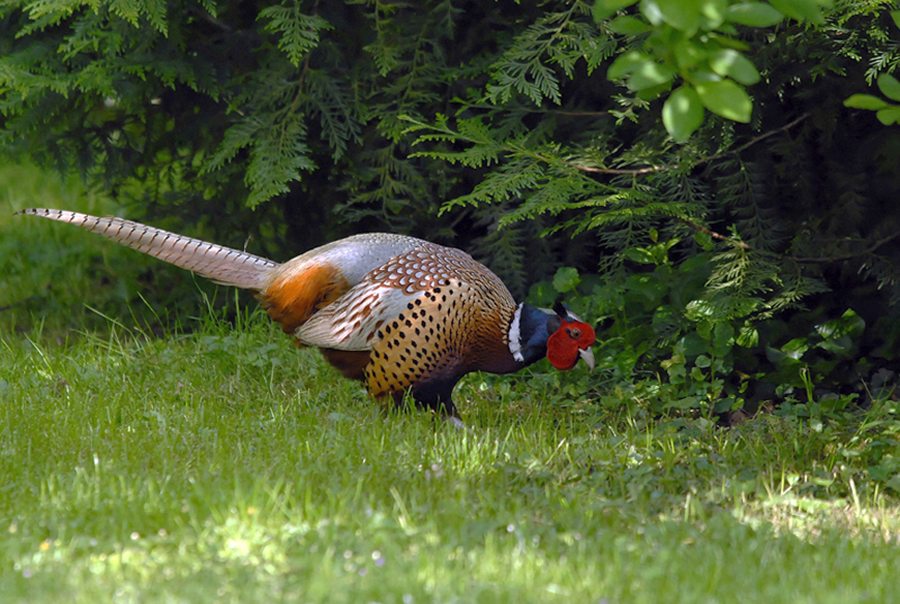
19;208;596;418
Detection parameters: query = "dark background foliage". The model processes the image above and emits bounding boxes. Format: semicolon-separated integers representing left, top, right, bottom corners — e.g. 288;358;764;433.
2;0;899;415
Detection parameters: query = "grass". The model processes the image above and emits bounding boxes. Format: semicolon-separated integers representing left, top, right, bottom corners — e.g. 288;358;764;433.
3;163;900;602
2;312;900;603
0;162;242;337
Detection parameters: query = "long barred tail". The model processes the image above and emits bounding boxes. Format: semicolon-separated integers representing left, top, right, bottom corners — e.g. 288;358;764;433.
18;208;280;291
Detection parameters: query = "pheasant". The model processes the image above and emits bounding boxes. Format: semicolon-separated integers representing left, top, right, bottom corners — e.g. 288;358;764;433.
18;208;596;418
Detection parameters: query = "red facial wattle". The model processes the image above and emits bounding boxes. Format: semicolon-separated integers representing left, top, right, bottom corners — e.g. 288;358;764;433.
546;319;596;370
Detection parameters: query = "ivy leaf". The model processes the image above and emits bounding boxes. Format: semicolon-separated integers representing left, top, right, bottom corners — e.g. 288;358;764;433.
815;309;864;353
876;106;900;126
709;49;760;85
607;51;652;80
628;61;676;91
623;247;658;264
640;0;665;25
594;0;639;22
552;267;581;293
695;80;752;122
608;15;652;34
877;74;900;103
712;322;734;355
780;337;809;361
844;94;889;110
596;0;640;9
663;85;704;142
724;2;784;27
701;0;728;26
674;38;707;70
653;0;701;34
770;0;827;25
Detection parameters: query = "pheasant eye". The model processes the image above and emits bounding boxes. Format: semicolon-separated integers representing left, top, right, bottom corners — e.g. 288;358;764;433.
570;328;581;339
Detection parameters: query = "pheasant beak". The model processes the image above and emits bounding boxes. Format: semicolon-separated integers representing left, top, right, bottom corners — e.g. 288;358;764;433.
578;346;595;372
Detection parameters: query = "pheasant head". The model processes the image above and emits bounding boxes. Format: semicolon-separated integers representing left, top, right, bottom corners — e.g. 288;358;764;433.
509;302;596;371
545;302;596;370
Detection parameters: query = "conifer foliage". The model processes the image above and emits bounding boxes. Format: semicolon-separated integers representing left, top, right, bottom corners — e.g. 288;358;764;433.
2;0;900;411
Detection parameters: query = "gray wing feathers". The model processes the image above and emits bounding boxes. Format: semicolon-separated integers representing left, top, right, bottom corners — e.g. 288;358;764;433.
19;208;279;290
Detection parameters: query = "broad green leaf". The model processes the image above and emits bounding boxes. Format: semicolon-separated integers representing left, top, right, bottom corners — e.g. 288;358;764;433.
663;86;705;142
596;0;641;11
817;334;852;354
639;0;665;25
694;230;716;251
707;33;751;51
695;80;752;122
892;10;900;31
607;51;651;80
781;337;809;360
691;70;723;83
552;267;582;293
636;81;675;100
764;345;791;366
674;38;706;70
843;94;889;110
623;247;658;264
712;322;733;354
608;15;653;34
876;106;900;125
682;332;710;356
770;0;824;24
628;61;676;91
709;49;760;85
877;74;900;102
666;395;701;408
884;473;900;493
717;22;739;35
839;308;864;334
655;0;701;33
645;238;680;264
724;2;784;27
714;396;740;413
700;0;728;26
594;0;639;21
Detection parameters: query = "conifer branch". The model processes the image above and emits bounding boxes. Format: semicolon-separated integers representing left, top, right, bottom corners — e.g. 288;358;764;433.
696;113;811;167
561;113;811;175
561;162;669;175
789;230;900;264
676;217;755;252
189;6;233;32
677;211;900;267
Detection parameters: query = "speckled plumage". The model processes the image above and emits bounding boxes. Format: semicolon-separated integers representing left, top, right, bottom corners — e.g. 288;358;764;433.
19;208;595;418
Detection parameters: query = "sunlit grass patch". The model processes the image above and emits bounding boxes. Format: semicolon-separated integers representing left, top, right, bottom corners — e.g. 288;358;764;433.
2;311;900;603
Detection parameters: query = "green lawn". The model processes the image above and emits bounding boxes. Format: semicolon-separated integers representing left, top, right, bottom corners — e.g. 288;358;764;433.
2;165;900;602
2;314;900;603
